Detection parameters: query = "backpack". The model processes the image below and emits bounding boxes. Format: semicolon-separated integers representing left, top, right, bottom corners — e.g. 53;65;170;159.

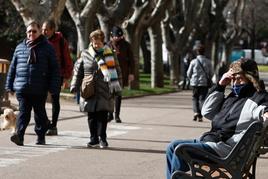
80;74;95;99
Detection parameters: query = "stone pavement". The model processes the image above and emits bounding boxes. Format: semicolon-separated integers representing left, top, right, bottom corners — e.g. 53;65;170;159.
0;91;268;179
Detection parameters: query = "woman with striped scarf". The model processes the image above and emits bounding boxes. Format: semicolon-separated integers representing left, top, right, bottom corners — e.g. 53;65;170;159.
70;29;121;148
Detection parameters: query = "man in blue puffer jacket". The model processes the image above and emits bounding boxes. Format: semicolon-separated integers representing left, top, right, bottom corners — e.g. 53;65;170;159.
5;21;60;146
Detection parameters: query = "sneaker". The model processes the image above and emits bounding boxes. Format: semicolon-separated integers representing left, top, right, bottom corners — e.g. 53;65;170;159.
47;127;58;136
115;116;122;123
36;136;46;145
99;140;108;149
10;134;24;146
87;140;99;148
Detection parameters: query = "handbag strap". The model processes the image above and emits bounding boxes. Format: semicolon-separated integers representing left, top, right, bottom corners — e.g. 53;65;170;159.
197;58;210;81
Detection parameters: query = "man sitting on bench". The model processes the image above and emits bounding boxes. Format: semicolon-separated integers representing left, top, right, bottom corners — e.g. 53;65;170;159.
166;58;268;179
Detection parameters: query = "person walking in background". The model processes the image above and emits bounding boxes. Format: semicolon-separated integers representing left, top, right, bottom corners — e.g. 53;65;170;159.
70;29;121;148
166;58;268;178
108;26;135;123
42;20;73;135
5;21;60;146
182;50;193;90
187;44;212;122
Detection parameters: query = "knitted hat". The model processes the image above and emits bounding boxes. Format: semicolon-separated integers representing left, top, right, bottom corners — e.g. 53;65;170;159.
229;58;261;91
111;26;123;37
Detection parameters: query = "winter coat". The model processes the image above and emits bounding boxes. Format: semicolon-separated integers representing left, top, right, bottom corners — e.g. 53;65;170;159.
108;38;134;87
47;32;73;79
5;37;60;95
187;55;213;87
201;84;268;157
70;45;114;113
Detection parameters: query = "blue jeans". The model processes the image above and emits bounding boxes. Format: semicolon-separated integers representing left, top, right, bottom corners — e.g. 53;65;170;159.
166;139;217;179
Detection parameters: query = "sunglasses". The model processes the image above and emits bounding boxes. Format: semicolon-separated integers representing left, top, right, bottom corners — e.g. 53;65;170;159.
26;30;37;34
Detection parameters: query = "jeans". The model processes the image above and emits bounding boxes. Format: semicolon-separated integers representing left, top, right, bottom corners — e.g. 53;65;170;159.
166;139;217;179
16;93;49;139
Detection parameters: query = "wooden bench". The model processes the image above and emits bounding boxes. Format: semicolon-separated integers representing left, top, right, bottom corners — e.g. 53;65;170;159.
171;121;268;179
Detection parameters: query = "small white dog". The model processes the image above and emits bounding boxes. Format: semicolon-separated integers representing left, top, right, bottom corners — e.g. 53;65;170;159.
0;108;18;133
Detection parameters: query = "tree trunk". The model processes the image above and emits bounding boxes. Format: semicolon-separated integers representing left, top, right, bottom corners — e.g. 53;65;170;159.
66;0;100;52
140;32;151;73
169;52;179;85
124;22;141;89
148;23;164;88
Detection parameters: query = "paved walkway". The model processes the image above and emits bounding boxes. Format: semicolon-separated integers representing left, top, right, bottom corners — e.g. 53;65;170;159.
0;91;267;179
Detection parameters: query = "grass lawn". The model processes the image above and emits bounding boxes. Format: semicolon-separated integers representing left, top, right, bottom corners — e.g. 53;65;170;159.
62;73;178;98
122;73;177;97
258;65;268;72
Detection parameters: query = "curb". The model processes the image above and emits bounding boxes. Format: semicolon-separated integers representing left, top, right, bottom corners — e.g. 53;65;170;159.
60;89;182;101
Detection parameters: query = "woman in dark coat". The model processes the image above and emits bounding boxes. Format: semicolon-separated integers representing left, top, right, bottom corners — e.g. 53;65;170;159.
70;29;121;148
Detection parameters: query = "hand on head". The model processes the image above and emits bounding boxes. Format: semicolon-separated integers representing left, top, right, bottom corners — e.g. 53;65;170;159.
219;69;234;86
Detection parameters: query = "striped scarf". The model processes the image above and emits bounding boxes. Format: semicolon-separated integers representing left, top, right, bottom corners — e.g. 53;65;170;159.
90;45;121;94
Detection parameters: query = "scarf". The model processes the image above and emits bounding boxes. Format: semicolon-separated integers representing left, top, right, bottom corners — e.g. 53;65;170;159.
89;45;121;94
26;35;45;64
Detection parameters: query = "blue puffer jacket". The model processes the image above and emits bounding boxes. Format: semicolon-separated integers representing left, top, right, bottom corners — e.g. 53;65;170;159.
5;36;60;95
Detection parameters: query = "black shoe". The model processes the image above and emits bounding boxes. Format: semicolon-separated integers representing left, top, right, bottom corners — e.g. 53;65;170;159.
107;113;114;122
193;115;197;121
36;136;46;145
10;134;24;146
47;127;58;136
115;116;122;123
87;140;99;148
198;117;203;122
99;140;108;149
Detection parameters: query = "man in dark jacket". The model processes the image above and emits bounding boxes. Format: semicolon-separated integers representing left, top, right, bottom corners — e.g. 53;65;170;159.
108;26;135;123
42;20;73;135
5;21;60;146
166;58;268;178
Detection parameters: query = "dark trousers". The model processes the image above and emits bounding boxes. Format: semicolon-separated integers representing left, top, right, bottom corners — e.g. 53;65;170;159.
88;111;108;141
16;93;49;140
192;86;208;117
50;77;63;127
108;95;122;119
115;95;121;117
51;93;60;127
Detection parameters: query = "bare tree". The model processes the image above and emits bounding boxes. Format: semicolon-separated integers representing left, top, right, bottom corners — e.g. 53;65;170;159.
10;0;66;25
161;0;210;85
221;0;246;62
123;0;169;89
96;0;134;42
147;0;171;88
65;0;100;52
